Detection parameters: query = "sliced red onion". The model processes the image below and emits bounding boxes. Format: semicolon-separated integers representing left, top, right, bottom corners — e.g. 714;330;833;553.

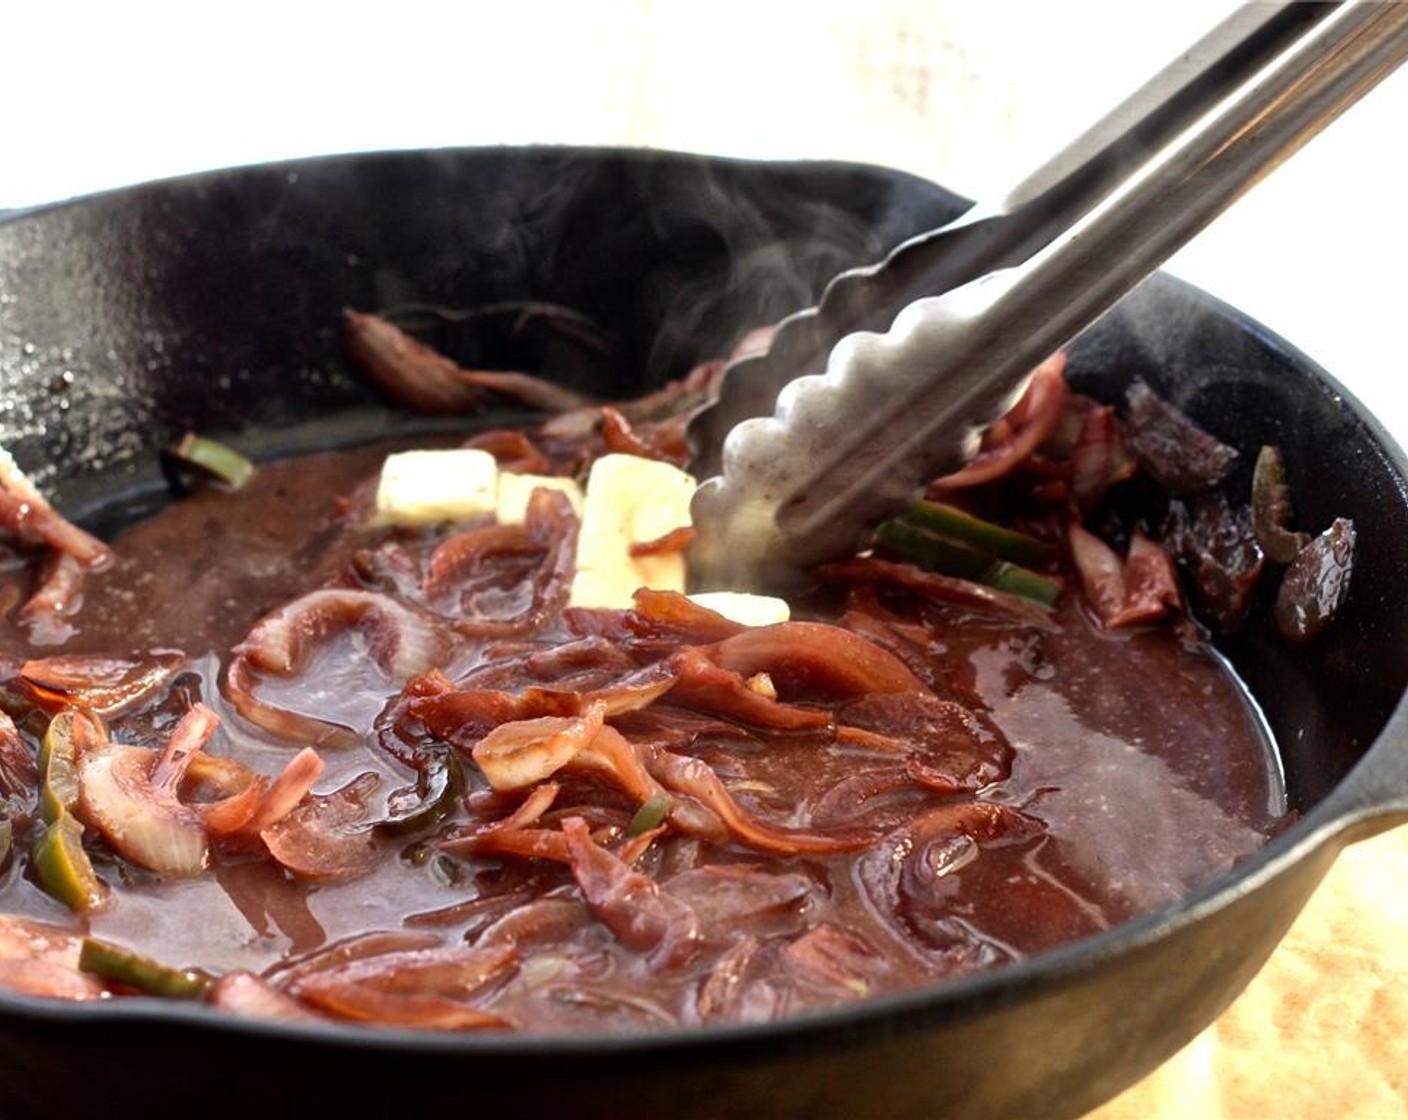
260;771;379;881
816;557;1057;627
15;552;87;647
562;816;701;966
645;747;872;855
225;589;452;747
75;725;209;878
471;703;605;791
0;453;113;570
206;971;326;1023
20;650;186;718
286;941;518;1030
239;747;325;836
705;622;927;701
666;647;832;732
0;710;37;804
934;352;1069;489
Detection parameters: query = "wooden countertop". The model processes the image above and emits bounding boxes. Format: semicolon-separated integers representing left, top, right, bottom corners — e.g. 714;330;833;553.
1087;823;1408;1118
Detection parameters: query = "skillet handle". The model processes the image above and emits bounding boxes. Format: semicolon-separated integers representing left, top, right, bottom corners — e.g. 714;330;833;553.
1320;702;1408;843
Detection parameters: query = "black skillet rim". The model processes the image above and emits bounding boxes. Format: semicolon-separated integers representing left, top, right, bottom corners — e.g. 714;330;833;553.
0;147;1404;1061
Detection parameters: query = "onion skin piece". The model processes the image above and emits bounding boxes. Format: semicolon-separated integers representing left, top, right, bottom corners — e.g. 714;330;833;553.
15;551;86;647
0;912;107;997
297;985;510;1031
562;816;702;966
345;308;594;416
1123;379;1238;495
1251;445;1310;564
0;450;113;570
934;352;1069;489
0;915;105;1000
666;647;832;732
287;942;519;1030
0;710;37;804
185;754;267;838
1274;518;1356;643
1068;526;1181;629
345;309;487;413
645;748;873;856
0;957;106;1001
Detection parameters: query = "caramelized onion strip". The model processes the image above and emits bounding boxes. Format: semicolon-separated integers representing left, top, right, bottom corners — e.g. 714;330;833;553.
645;748;872;855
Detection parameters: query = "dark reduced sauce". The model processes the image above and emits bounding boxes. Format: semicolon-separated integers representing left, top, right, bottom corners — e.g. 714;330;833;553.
0;444;1283;1032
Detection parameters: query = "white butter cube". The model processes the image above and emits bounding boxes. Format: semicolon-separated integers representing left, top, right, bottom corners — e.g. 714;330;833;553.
374;449;498;526
496;472;584;526
686;591;791;627
570;454;697;609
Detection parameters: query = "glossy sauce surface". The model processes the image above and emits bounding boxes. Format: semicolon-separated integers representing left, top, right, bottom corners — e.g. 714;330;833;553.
0;445;1283;1031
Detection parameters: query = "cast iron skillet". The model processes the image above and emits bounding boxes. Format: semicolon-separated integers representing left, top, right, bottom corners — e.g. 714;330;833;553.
0;148;1406;1120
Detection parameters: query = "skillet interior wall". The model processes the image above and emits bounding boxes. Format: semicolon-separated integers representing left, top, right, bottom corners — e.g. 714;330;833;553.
1069;281;1408;814
0;149;962;487
0;148;1405;819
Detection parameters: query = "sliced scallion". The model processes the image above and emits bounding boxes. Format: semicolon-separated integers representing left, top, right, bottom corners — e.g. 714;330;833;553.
38;710;81;824
901;500;1054;567
165;433;255;490
31;814;108;913
983;560;1062;606
78;937;211;999
874;519;991;582
875;517;1060;606
626;793;672;837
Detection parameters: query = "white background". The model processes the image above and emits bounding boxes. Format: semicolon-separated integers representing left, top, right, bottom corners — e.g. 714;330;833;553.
3;0;1406;443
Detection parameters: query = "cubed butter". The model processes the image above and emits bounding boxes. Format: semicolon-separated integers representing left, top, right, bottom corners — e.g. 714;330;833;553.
686;591;791;627
496;472;584;526
374;449;498;526
570;454;696;608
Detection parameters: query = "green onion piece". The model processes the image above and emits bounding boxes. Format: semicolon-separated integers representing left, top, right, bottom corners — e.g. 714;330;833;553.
626;793;672;837
32;814;109;913
0;815;11;870
78;937;211;999
169;433;255;489
877;519;1060;606
38;711;81;824
983;561;1062;606
874;519;992;581
901;500;1053;567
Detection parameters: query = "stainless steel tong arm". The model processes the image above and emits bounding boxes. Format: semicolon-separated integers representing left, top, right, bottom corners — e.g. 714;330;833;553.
686;2;1337;483
687;1;1408;593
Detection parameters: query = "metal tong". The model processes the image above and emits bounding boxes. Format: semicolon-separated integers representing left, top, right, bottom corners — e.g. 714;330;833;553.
686;1;1408;593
